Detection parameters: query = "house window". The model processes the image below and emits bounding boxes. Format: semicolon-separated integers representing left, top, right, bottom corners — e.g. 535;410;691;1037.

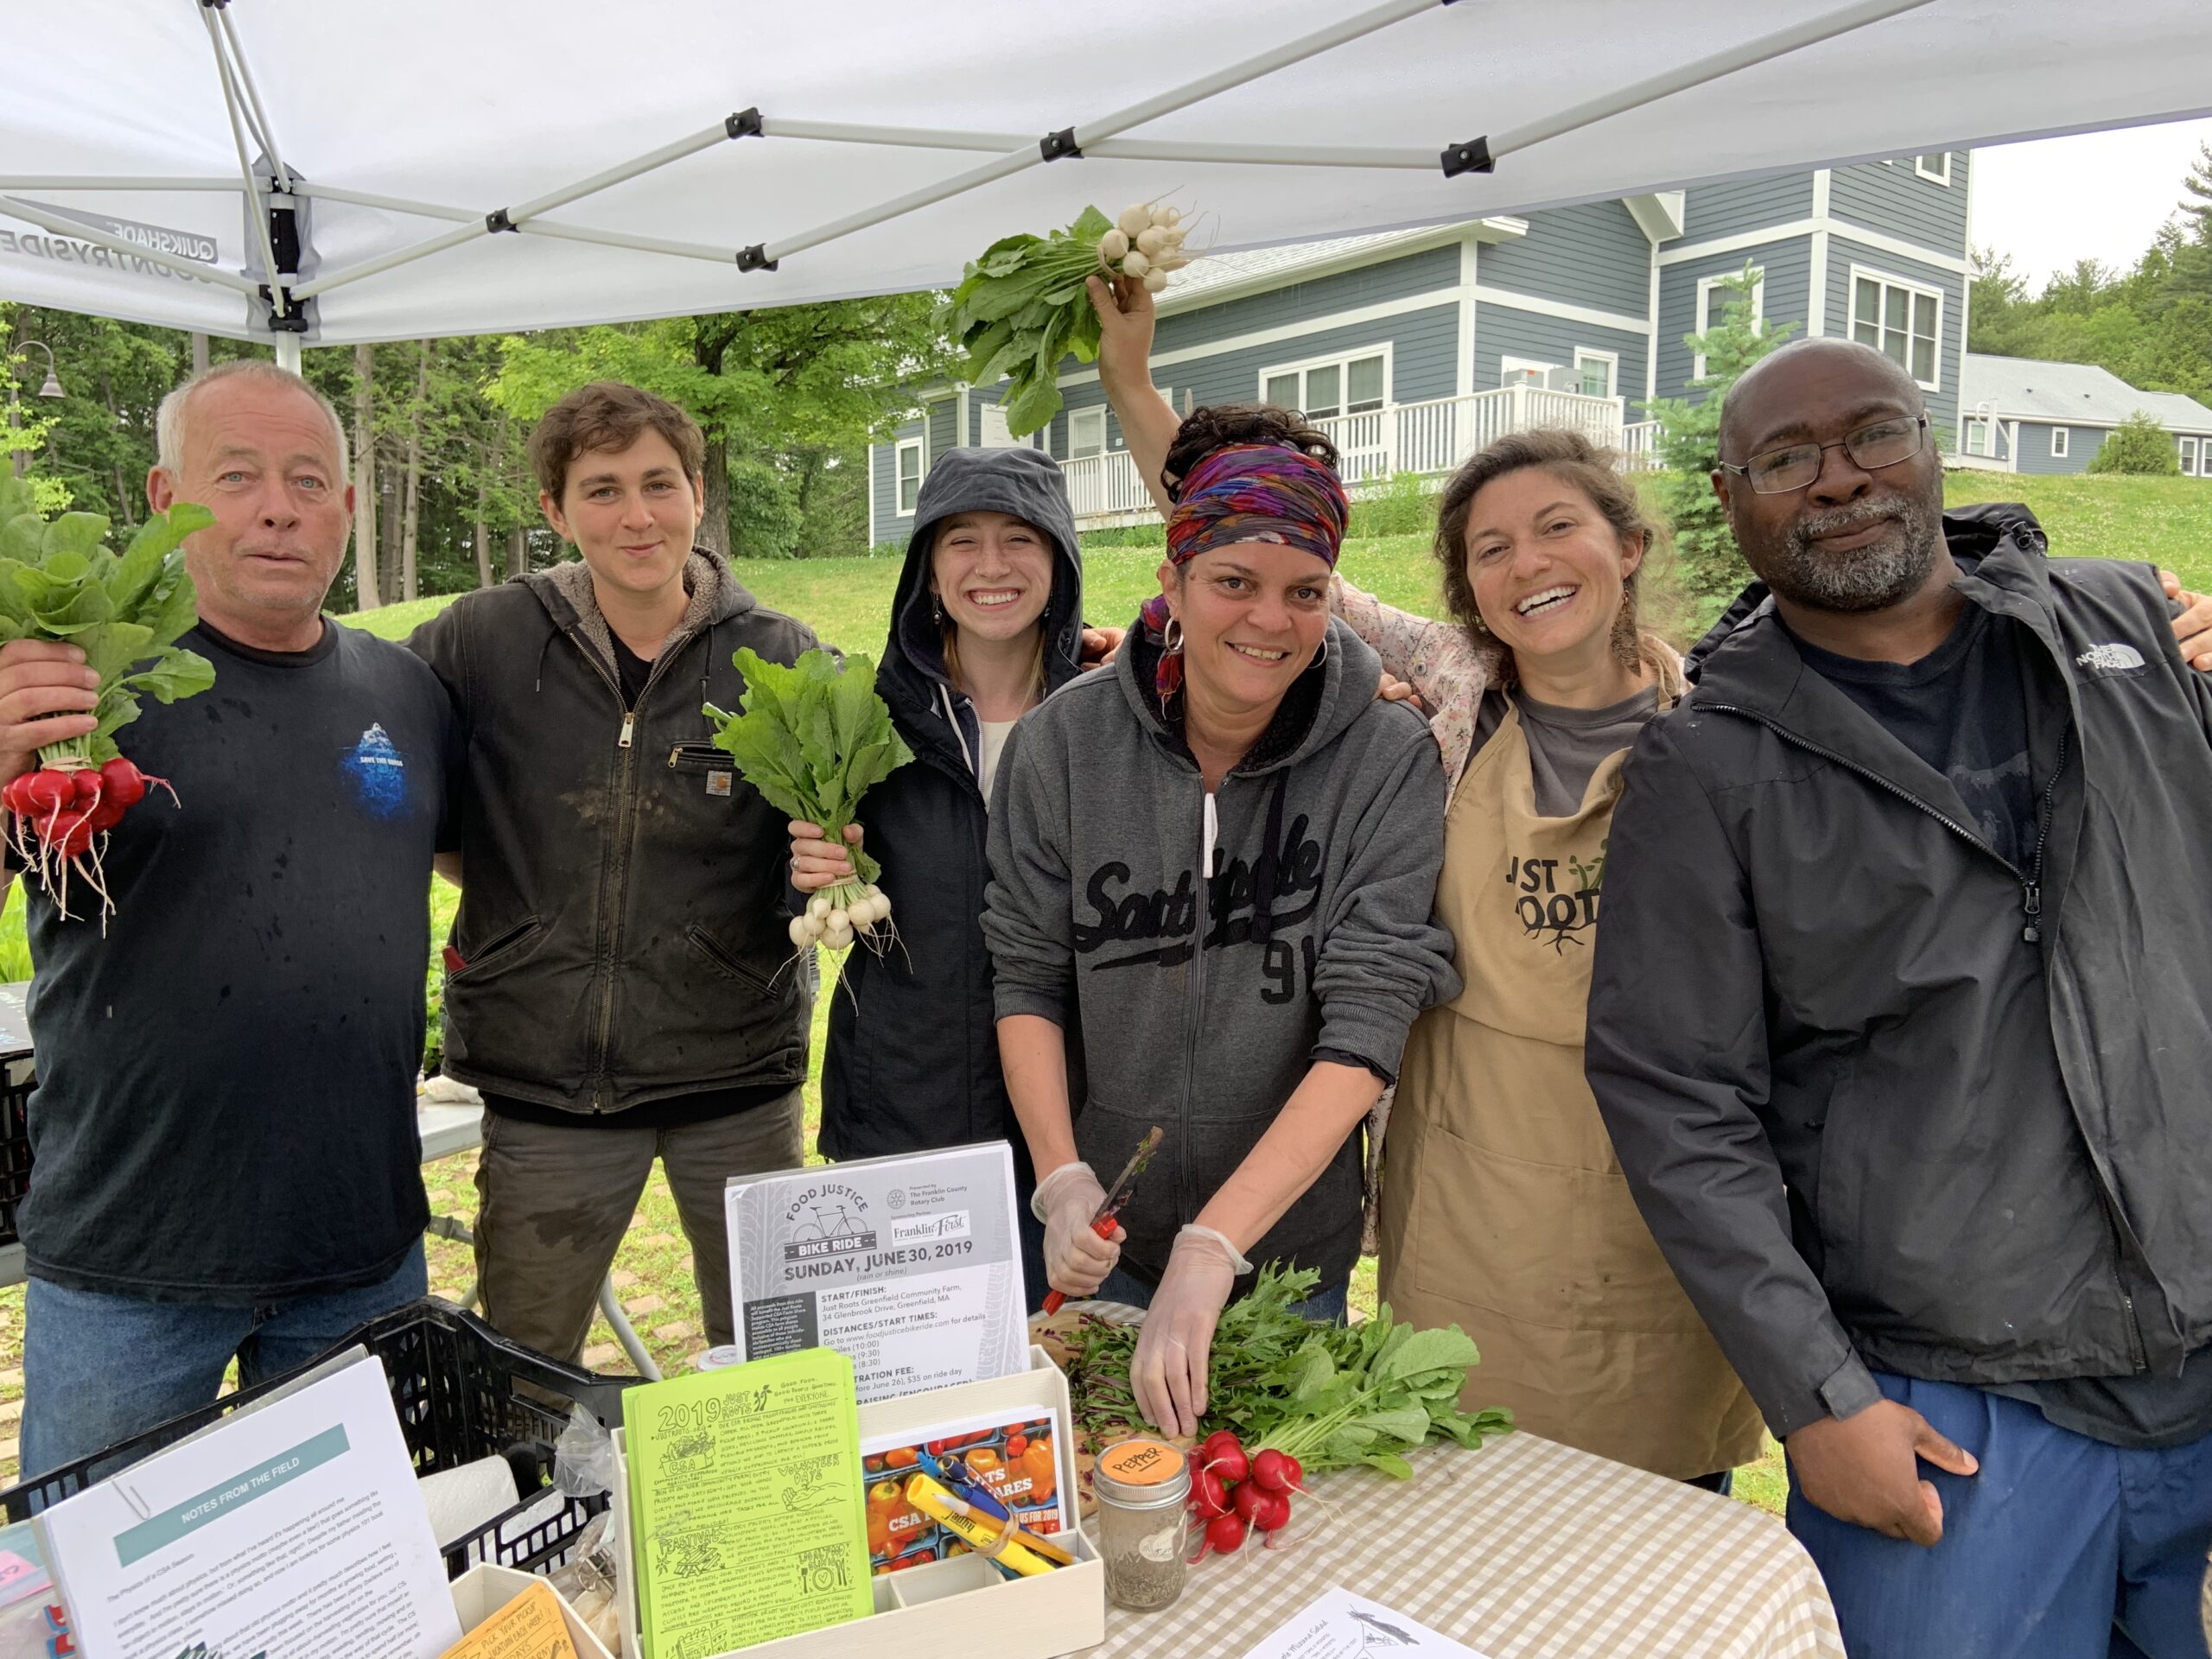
1573;349;1619;399
2180;436;2198;476
1260;351;1388;421
894;439;925;515
1964;417;1993;456
1693;268;1764;379
1915;153;1951;185
1848;267;1943;390
2049;427;2070;460
1068;407;1106;461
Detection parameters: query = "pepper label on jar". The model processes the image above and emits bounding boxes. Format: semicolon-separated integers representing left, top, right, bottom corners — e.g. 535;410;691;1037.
1097;1439;1185;1487
1136;1523;1182;1562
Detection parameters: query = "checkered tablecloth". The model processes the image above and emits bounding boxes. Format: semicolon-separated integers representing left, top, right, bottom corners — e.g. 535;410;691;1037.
1086;1433;1842;1658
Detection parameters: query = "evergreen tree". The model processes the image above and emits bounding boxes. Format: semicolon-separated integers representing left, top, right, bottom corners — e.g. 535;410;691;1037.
2085;410;2182;475
1640;264;1796;606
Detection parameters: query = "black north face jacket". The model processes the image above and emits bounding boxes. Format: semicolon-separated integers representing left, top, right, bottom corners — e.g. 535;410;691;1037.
1587;506;2212;1437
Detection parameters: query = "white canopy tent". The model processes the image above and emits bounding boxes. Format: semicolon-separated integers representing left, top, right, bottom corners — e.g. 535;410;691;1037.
4;0;2209;363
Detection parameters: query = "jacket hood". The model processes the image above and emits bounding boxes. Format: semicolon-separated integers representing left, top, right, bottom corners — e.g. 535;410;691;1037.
522;550;753;673
883;448;1085;737
1684;502;2049;684
1116;611;1385;777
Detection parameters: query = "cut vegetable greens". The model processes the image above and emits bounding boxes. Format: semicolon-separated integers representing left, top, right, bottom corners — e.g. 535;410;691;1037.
704;646;913;958
0;471;216;920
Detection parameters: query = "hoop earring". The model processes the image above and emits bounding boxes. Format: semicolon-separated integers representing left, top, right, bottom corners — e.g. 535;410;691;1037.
1313;634;1329;667
1163;618;1184;654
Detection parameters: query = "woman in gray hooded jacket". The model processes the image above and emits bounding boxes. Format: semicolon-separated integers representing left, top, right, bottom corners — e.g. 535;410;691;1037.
982;406;1459;1438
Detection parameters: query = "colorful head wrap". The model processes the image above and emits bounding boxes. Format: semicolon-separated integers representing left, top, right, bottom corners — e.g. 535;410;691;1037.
1141;444;1350;699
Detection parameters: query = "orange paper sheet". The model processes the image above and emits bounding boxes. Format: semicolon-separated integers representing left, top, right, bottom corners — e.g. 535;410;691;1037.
439;1580;581;1659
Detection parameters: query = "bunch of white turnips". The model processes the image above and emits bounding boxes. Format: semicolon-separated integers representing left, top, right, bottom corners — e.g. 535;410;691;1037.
1098;203;1192;293
788;883;893;953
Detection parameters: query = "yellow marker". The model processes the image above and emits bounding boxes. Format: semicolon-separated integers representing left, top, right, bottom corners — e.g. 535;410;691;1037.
901;1473;1059;1577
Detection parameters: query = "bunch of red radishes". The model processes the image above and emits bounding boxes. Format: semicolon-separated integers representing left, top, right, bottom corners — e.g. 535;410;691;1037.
3;757;159;863
1188;1428;1308;1560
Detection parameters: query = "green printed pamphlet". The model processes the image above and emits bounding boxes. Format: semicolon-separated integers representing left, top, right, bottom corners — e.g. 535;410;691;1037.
626;1347;874;1659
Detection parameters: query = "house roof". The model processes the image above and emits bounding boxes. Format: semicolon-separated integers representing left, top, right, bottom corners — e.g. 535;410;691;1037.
1960;353;2212;434
1154;218;1524;315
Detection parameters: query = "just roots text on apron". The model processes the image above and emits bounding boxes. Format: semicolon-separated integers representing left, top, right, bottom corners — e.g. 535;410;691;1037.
1376;695;1765;1479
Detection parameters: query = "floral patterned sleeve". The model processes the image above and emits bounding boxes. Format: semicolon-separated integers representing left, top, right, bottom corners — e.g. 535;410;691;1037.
1331;571;1491;788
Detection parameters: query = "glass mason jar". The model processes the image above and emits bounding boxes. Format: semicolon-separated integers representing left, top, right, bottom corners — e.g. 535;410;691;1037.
1092;1437;1192;1611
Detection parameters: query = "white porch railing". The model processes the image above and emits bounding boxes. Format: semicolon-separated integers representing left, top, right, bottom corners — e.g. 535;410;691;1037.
1061;386;1657;528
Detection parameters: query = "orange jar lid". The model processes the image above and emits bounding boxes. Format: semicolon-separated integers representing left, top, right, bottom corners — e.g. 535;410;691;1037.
1094;1438;1190;1507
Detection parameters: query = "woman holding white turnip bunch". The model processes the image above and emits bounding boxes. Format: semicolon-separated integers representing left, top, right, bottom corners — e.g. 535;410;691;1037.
788;448;1094;1309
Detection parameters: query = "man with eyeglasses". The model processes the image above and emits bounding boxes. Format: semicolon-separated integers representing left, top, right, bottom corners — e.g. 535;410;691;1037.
1586;336;2212;1656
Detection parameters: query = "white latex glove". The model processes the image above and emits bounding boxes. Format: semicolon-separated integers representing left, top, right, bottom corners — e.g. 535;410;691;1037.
1131;1224;1250;1438
1034;1162;1122;1298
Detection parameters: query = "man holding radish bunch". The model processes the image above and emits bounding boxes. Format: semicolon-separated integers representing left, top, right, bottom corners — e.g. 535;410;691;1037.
0;360;454;1478
410;381;820;1368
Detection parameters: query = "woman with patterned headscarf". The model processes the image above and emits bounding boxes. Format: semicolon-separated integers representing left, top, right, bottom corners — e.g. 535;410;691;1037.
982;397;1461;1440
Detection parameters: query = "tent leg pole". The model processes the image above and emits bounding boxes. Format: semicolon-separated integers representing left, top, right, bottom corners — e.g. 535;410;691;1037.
274;335;302;373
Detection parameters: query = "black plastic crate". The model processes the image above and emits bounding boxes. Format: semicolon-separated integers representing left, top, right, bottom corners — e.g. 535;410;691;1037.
0;1069;33;1249
0;1298;642;1580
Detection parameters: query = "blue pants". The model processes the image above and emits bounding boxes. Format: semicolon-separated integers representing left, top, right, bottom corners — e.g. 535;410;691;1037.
20;1243;427;1482
1095;1262;1350;1325
1788;1371;2212;1659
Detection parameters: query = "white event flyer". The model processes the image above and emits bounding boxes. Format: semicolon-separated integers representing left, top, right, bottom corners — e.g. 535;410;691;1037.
35;1357;462;1659
727;1141;1027;1403
1241;1588;1494;1659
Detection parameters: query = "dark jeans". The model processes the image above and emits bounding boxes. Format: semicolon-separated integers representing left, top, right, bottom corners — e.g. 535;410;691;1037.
20;1242;427;1481
1094;1262;1351;1325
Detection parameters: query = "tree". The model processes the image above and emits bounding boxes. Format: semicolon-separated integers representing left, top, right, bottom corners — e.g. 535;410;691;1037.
2181;141;2212;245
1639;264;1796;605
351;342;380;610
488;296;952;560
2086;410;2182;475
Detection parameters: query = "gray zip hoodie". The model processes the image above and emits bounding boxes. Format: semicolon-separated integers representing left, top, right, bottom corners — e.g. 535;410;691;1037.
982;617;1459;1292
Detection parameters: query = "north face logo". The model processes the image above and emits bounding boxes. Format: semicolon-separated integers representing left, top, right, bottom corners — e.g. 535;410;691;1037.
2075;643;2145;672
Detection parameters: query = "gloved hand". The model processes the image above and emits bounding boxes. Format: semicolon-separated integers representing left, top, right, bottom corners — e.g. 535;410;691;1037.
1131;1224;1249;1438
1034;1161;1122;1299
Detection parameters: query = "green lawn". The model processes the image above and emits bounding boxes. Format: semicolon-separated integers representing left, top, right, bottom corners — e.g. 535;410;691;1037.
0;471;2196;1497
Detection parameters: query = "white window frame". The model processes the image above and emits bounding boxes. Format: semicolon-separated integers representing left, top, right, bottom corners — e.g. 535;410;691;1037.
2182;435;2200;477
1693;267;1764;380
894;438;925;515
1256;346;1393;421
1573;347;1619;399
1915;152;1951;185
2049;426;2070;460
1963;416;1993;457
1846;264;1945;391
1067;406;1107;461
1498;354;1558;388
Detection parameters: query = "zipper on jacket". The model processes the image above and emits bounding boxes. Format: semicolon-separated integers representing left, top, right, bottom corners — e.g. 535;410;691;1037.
1705;705;2067;946
1177;784;1215;1229
575;626;697;1109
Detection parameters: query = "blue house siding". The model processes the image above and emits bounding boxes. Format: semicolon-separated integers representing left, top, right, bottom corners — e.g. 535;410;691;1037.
926;396;957;460
1478;203;1651;318
1681;174;1814;242
1829;156;1970;255
2013;421;2105;475
871;413;929;549
1827;236;1965;435
1471;303;1646;401
1151;244;1459;356
1653;238;1815;402
1045;305;1461;457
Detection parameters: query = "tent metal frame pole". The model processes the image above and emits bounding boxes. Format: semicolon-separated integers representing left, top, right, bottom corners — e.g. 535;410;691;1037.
1479;0;1938;165
759;0;1440;266
0;194;264;295
513;219;741;264
294;183;477;223
200;7;293;327
759;119;1433;168
292;115;753;300
0;177;242;193
213;6;296;192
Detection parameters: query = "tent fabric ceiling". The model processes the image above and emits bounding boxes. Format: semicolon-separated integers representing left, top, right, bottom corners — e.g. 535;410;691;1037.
4;0;2209;346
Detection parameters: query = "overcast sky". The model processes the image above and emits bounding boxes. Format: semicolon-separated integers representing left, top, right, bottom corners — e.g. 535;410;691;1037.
1971;116;2212;288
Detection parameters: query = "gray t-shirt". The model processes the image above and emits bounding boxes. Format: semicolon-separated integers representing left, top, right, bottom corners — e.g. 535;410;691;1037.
1473;685;1662;816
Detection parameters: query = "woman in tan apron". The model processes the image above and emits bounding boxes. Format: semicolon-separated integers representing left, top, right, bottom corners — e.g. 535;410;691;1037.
1345;429;1766;1485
